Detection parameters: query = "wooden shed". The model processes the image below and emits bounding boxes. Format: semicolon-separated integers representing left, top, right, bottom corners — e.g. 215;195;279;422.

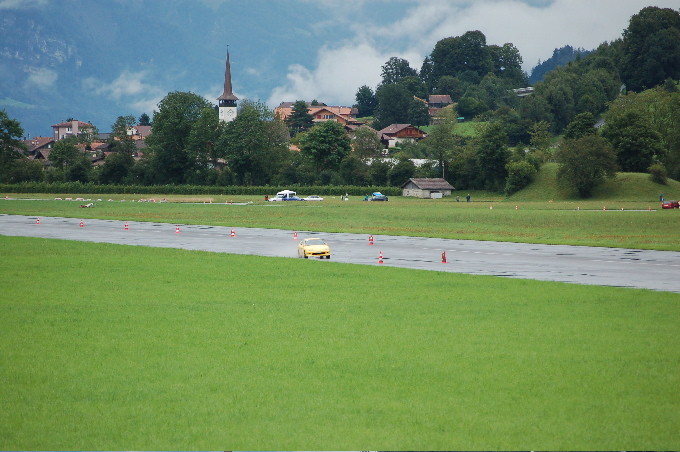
401;178;455;198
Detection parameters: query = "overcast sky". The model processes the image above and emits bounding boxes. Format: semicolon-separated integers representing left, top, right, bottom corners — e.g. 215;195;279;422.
2;0;678;136
264;0;679;106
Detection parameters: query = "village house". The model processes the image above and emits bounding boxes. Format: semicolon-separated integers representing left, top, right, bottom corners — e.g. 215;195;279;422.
22;136;54;157
51;119;95;141
274;102;360;126
378;124;427;148
401;178;455;198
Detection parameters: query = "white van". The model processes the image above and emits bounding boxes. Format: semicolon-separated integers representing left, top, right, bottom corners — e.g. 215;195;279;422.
269;190;300;201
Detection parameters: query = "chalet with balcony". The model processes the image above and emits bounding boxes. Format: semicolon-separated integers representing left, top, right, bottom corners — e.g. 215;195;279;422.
378;124;427;148
274;102;359;126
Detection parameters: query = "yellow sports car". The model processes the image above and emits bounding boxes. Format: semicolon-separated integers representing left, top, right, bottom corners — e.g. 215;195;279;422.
297;238;331;259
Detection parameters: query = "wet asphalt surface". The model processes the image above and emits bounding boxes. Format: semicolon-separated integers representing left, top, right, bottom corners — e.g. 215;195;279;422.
1;213;680;293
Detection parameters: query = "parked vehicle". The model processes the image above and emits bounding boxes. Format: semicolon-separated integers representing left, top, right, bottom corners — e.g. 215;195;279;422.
661;200;679;209
297;238;331;259
366;192;388;201
270;190;303;201
303;195;324;201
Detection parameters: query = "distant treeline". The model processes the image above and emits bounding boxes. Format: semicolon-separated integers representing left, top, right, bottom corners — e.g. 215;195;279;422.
0;182;401;197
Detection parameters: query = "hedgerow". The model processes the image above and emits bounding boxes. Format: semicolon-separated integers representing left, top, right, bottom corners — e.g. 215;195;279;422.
0;182;401;197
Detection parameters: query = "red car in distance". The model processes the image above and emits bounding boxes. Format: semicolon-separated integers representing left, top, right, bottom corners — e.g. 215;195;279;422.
661;200;679;209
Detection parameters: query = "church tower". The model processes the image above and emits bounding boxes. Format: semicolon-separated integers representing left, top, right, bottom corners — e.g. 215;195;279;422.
217;50;238;123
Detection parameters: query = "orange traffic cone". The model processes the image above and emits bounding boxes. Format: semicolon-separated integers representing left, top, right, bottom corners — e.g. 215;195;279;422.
230;228;235;237
369;235;374;245
79;220;84;228
175;225;180;234
378;251;384;264
293;231;298;241
36;217;40;225
442;251;447;264
124;222;129;231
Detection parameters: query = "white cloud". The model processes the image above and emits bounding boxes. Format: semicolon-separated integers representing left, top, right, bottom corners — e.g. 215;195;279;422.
84;70;165;114
0;0;48;9
26;67;57;89
268;0;680;105
268;40;417;107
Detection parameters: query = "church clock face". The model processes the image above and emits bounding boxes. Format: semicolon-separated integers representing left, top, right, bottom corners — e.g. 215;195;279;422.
220;106;237;122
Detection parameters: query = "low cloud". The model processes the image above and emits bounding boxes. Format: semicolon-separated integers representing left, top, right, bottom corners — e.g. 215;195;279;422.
268;40;411;107
268;0;680;106
0;0;49;9
84;70;165;114
26;67;57;89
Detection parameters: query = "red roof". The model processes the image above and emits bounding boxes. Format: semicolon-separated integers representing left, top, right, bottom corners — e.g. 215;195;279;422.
51;120;93;128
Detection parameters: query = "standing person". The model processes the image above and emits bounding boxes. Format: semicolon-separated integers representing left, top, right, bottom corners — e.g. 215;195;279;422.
660;193;664;202
466;194;471;202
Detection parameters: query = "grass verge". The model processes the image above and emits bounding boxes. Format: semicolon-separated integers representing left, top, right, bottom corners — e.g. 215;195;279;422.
2;194;680;250
1;236;679;450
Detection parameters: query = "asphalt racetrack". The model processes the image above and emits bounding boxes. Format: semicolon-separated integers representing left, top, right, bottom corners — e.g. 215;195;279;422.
2;214;680;293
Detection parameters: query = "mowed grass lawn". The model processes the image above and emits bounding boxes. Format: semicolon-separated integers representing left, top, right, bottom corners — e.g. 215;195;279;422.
1;236;679;450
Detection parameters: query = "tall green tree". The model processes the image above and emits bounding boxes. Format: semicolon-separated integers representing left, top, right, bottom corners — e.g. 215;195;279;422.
111;115;138;154
380;57;418;86
435;75;466;101
352;125;382;159
0;110;26;182
299;120;351;175
354;85;377;117
556;135;617;197
489;42;527;87
138;113;151;126
407;99;430;126
604;87;680;179
621;6;680;91
375;84;412;129
185;107;222;184
219;100;288;185
49;138;81;170
430;31;494;80
145;91;213;184
601;111;663;172
563;112;597;140
100;115;137;184
475;122;510;191
421;107;456;177
286;100;314;137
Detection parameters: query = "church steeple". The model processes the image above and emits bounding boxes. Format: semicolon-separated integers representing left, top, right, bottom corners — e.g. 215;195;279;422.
218;50;238;122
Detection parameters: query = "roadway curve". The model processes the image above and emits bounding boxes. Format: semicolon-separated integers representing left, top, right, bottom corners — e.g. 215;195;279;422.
2;214;679;293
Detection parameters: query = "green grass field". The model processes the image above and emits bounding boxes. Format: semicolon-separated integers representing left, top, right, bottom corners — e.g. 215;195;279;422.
2;187;679;251
2;169;680;448
1;236;679;450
